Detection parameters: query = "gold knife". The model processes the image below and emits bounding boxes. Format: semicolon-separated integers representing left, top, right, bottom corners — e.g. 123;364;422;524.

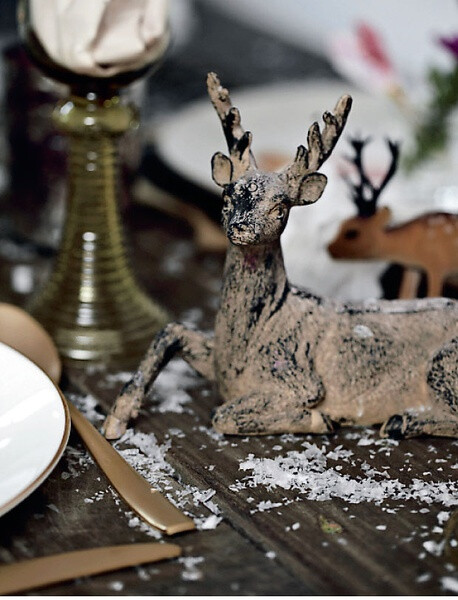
67;402;195;535
0;543;181;595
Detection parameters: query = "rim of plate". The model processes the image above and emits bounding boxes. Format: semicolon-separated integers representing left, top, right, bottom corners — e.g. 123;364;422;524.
0;342;70;518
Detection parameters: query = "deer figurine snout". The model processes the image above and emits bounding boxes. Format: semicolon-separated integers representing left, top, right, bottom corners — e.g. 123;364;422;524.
328;208;392;260
220;174;292;246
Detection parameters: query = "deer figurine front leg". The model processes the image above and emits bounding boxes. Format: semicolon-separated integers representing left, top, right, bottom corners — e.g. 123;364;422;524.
104;73;458;441
104;324;214;438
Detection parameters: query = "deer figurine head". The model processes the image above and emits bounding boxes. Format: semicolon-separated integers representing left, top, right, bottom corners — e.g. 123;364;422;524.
208;72;352;246
327;137;399;259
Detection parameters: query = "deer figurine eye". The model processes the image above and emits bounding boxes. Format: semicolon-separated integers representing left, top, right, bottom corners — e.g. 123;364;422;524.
270;205;286;220
344;229;359;240
248;182;258;192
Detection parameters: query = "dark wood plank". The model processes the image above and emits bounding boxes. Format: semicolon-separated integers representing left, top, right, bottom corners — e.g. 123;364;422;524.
0;428;310;596
81;366;458;596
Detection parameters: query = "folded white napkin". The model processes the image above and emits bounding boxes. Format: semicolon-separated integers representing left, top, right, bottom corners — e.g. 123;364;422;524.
30;0;168;77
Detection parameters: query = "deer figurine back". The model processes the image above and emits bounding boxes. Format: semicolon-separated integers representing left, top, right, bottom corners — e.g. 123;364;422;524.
104;73;458;441
328;138;458;299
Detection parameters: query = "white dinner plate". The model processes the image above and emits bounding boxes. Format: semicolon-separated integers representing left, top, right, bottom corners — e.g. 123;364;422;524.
0;342;70;517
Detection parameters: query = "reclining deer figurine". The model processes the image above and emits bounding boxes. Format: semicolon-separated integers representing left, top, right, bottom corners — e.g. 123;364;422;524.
328;138;458;299
104;73;458;441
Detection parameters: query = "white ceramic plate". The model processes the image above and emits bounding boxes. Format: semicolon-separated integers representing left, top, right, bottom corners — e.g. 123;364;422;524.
0;342;70;517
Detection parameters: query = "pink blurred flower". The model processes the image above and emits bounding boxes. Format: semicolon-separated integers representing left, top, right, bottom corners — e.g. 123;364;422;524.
329;22;401;94
357;24;393;73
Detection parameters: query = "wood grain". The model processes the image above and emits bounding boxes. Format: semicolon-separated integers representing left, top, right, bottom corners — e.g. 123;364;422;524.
0;205;456;595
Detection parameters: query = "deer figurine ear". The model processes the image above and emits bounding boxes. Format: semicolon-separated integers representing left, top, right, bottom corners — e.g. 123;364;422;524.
212;152;233;187
374;206;392;227
295;173;328;206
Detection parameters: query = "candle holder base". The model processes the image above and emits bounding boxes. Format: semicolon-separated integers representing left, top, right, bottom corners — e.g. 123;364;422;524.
30;279;168;369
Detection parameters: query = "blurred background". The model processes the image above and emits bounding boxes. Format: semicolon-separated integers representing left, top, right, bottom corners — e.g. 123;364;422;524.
0;0;457;302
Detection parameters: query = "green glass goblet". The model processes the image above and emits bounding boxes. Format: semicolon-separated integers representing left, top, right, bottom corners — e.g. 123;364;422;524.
18;1;170;368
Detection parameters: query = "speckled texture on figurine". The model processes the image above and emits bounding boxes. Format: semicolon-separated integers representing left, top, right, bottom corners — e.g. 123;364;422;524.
103;73;458;441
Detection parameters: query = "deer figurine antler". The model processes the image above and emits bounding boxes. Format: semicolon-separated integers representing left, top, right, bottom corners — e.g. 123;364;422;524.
103;74;458;441
207;72;257;180
328;138;458;298
344;137;399;217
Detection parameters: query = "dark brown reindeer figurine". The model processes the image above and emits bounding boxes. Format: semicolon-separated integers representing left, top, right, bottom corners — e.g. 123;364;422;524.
328;138;458;299
104;73;458;441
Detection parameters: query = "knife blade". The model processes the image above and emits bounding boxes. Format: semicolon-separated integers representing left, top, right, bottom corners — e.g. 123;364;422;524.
67;402;195;535
0;543;181;595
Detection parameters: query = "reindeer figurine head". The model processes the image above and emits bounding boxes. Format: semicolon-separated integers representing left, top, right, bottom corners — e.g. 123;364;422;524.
207;72;352;246
328;137;399;259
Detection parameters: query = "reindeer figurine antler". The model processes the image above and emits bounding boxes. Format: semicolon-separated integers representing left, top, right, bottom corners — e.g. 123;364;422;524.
328;138;458;298
344;137;399;217
104;74;458;441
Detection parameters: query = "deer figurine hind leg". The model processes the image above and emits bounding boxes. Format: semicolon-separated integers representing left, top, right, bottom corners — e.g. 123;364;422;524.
381;336;458;438
103;73;458;442
212;394;335;436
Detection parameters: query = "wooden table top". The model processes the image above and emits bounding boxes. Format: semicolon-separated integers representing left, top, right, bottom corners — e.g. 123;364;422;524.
0;205;457;596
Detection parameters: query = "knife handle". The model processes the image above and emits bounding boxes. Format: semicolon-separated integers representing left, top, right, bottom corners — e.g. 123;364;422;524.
0;543;181;595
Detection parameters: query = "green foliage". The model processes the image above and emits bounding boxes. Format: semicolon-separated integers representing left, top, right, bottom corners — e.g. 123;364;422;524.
404;63;458;172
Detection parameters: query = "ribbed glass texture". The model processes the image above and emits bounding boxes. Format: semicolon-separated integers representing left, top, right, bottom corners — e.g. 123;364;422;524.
29;95;168;367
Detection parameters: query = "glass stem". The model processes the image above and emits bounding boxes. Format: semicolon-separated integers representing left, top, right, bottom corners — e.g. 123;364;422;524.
29;91;168;367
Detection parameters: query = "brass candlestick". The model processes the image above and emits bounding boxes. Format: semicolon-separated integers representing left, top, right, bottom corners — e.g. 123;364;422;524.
19;2;169;367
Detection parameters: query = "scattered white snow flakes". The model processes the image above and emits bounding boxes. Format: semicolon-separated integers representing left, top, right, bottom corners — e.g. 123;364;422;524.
67;392;105;423
63;444;94;478
357;437;374;447
11;264;34;294
161;240;193;276
178;556;204;581
198;514;223;530
168;427;186;438
441;576;458;593
114;429;174;487
180;307;204;327
108;581;124;592
437;511;451;525
99;370;134;388
423;540;445;557
231;439;457;507
112;429;223;533
150;359;198;414
256;500;283;513
196;424;228;445
123;509;161;540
